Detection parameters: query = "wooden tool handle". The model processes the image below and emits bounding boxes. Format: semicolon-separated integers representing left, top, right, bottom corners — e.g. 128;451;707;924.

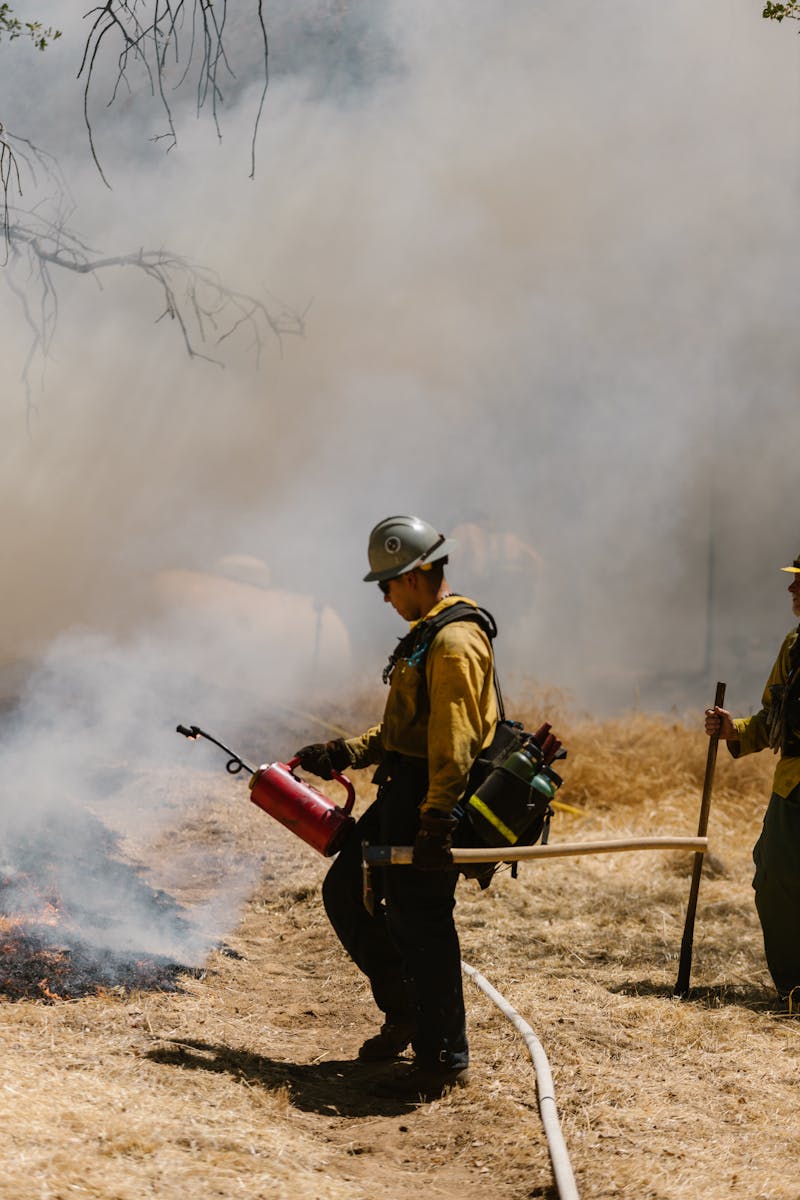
674;680;726;997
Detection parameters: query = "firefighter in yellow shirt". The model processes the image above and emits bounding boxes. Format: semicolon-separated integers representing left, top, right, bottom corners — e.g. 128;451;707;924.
296;515;498;1099
705;555;800;1006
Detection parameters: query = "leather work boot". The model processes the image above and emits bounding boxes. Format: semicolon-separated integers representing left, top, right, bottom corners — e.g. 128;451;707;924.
372;1064;470;1101
357;1020;416;1061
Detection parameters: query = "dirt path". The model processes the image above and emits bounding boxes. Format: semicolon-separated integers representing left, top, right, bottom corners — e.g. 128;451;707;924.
3;728;800;1199
154;867;551;1200
139;782;554;1200
0;770;553;1200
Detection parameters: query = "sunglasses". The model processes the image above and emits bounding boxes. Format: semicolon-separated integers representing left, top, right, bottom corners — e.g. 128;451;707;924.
379;568;420;595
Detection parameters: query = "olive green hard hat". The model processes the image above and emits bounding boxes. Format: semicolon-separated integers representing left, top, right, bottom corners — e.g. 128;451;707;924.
363;515;456;582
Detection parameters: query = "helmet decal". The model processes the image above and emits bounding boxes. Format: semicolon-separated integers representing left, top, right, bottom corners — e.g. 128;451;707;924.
384;535;402;554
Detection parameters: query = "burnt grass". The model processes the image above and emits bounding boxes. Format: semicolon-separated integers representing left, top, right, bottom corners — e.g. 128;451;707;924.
0;804;201;1001
0;926;197;1001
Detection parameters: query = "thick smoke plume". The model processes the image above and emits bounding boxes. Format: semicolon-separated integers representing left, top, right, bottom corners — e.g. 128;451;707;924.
0;1;798;971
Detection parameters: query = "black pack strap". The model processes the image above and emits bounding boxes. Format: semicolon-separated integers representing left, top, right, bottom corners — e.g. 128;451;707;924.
382;626;420;685
429;602;505;722
789;624;800;675
493;665;507;723
382;599;498;685
780;624;800;755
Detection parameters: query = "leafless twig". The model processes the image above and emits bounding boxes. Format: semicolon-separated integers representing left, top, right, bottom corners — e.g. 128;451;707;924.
4;203;304;407
1;128;73;259
0;122;22;253
78;1;269;183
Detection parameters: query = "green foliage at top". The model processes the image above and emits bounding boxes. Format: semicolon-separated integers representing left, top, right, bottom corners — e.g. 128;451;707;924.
763;1;800;20
0;3;61;50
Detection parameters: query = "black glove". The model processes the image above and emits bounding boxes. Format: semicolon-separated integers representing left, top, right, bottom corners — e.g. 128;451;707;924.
412;809;458;870
294;738;351;781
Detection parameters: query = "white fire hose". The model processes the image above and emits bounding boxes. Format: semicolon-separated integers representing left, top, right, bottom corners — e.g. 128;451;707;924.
461;960;580;1200
362;835;708;1200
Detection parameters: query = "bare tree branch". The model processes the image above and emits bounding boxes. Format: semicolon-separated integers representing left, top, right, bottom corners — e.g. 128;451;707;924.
1;128;72;262
0;6;292;414
250;1;269;181
78;1;270;181
0;123;23;254
1;137;303;408
4;208;305;402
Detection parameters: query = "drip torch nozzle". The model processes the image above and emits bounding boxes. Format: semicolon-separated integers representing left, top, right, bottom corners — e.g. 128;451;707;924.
175;723;255;775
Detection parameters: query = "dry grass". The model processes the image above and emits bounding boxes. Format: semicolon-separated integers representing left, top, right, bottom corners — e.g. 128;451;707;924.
2;698;799;1200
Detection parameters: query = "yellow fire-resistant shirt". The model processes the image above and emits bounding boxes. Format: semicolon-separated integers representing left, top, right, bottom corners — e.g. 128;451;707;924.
729;626;800;799
344;595;498;816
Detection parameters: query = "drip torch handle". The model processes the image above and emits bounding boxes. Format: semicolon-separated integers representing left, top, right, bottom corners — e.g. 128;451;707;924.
288;756;357;816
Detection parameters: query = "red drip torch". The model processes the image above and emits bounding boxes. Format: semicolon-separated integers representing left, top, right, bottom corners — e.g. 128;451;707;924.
176;724;356;857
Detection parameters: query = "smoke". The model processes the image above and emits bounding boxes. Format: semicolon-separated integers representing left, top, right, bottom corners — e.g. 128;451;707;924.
0;0;798;966
0;627;268;966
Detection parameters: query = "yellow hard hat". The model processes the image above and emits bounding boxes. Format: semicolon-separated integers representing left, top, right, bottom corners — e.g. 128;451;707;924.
780;555;800;574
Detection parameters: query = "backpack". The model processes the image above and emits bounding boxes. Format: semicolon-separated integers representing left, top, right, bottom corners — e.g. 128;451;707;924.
383;599;565;884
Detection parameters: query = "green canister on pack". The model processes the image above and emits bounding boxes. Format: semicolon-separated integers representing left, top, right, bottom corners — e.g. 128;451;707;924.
466;742;559;848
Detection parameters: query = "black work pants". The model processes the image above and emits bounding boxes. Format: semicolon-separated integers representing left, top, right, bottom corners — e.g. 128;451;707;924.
753;784;800;996
322;761;468;1070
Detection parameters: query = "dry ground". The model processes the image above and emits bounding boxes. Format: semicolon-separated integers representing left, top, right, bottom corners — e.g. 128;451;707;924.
2;699;799;1200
